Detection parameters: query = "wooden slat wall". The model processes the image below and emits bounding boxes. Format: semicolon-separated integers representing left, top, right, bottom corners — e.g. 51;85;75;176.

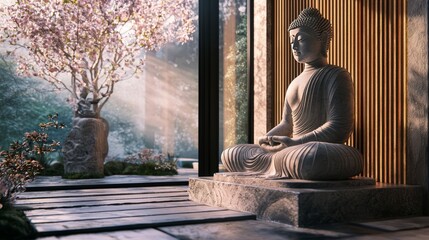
273;0;407;184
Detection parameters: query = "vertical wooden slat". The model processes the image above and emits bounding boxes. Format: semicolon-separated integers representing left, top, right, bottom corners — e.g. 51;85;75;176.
392;0;398;183
374;0;380;181
354;0;360;150
387;0;393;183
401;0;407;184
365;0;370;179
366;0;371;180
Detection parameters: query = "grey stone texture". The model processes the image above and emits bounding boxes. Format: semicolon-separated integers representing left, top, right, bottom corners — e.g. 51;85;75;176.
189;174;423;227
214;172;375;188
63;117;109;176
407;0;429;214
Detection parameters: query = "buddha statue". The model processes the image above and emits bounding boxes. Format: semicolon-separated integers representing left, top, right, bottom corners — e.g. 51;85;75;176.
221;8;363;180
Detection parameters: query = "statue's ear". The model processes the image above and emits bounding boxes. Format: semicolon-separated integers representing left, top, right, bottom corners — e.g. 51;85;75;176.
320;31;329;56
320;31;329;45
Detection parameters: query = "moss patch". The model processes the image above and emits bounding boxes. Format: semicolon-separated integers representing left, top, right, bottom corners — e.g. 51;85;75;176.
104;161;127;175
39;160;178;179
62;172;105;179
40;162;64;176
104;161;177;176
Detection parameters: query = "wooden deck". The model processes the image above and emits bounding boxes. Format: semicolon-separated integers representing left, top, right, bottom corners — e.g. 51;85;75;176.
16;185;254;238
24;168;197;191
14;174;429;239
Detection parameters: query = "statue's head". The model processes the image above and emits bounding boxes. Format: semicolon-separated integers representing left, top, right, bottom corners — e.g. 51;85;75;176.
288;8;331;63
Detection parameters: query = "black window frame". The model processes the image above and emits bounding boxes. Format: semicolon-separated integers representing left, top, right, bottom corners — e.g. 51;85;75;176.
198;0;254;177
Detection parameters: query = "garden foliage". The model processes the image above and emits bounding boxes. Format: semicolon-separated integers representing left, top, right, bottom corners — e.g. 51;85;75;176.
0;114;64;206
105;148;178;176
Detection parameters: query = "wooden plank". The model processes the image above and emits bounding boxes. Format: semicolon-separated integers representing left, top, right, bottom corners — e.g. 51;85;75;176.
29;205;230;224
18;186;187;199
25;201;203;217
353;216;429;231
16;196;190;210
16;191;188;204
160;219;359;240
34;210;255;236
37;228;177;240
26;179;189;192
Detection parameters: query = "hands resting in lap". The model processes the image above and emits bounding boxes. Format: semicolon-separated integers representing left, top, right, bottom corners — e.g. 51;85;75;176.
258;135;299;152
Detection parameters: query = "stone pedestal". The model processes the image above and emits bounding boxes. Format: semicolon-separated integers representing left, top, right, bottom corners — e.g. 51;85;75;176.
63;117;109;177
189;173;423;227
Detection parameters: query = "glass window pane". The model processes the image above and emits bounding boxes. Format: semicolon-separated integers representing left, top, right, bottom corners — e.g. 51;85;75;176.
219;0;249;153
106;3;199;160
0;1;199;162
105;40;198;159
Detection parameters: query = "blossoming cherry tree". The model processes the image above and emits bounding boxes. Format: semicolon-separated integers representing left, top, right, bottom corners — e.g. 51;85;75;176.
0;0;196;176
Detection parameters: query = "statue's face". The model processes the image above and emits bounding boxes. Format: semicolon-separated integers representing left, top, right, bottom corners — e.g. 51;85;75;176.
289;27;324;64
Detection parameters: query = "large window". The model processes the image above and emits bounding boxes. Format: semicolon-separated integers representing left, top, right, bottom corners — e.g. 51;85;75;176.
0;1;199;162
0;0;253;176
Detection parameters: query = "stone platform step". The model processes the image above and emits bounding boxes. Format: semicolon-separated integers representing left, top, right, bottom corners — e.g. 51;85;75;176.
213;172;376;188
189;173;423;227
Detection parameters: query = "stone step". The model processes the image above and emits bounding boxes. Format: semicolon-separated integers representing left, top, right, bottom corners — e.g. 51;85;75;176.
189;173;423;227
213;172;376;188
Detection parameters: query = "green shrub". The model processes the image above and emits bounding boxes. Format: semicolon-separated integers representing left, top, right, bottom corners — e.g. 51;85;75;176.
0;206;37;240
65;148;179;178
0;114;64;204
62;172;105;179
104;161;127;176
122;164;138;175
137;162;177;175
104;149;178;176
41;162;64;176
123;148;178;175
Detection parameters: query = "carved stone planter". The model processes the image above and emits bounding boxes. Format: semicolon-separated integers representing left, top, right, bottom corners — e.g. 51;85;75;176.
63;117;109;177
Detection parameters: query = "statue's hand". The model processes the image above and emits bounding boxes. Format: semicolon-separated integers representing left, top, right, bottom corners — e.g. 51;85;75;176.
261;143;287;152
259;136;301;152
258;136;271;146
272;136;299;147
258;135;281;146
258;135;288;152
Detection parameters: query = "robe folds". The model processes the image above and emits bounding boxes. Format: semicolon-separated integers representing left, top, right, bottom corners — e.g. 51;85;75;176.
221;65;363;180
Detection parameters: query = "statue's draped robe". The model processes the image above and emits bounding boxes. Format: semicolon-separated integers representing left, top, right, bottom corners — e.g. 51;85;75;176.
221;65;363;180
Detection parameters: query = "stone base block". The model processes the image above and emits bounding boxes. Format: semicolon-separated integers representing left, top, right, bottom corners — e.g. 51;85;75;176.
189;173;423;227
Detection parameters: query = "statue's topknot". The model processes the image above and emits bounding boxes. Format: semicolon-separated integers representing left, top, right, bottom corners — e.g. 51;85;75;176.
288;8;331;35
288;8;332;55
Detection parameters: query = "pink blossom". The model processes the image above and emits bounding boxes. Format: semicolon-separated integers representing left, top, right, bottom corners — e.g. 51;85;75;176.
0;0;196;116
